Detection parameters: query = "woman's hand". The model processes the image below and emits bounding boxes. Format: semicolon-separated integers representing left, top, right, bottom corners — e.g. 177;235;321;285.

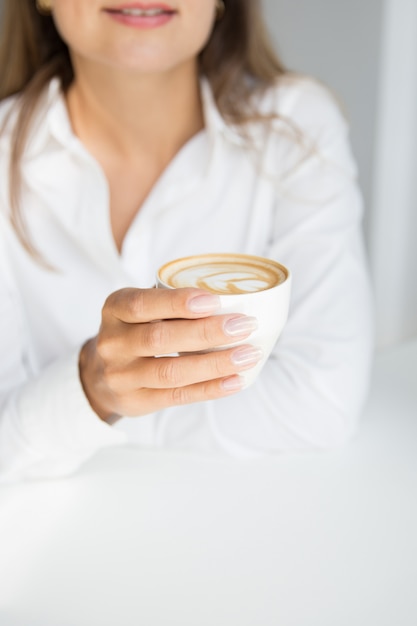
79;288;261;424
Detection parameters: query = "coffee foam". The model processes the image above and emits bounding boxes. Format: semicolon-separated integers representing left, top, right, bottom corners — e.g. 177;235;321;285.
159;254;287;295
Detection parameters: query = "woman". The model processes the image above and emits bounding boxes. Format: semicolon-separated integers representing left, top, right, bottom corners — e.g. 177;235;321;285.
0;0;373;481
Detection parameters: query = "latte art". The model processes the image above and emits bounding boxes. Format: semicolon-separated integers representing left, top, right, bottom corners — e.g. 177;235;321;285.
157;253;291;387
158;254;287;295
168;263;279;294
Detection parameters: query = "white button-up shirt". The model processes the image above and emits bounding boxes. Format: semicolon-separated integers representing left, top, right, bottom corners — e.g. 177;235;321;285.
0;76;374;481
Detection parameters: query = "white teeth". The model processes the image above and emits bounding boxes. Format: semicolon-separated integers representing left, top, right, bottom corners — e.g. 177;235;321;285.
120;8;165;16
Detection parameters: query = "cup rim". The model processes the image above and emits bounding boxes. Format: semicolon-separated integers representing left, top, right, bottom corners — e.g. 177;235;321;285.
157;252;290;293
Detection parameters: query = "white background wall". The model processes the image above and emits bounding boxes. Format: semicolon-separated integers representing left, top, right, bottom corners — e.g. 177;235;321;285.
368;0;417;347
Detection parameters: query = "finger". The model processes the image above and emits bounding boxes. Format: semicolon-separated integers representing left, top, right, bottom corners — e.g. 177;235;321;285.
127;375;245;415
117;345;263;390
120;314;258;357
103;287;222;325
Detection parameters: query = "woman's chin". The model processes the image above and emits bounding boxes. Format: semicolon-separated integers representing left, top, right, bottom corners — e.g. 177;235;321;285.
94;51;196;79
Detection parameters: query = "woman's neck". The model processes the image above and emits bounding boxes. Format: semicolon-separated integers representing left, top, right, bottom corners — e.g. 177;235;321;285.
66;57;205;164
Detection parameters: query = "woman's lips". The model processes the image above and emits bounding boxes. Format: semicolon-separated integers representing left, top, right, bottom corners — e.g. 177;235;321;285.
104;3;177;28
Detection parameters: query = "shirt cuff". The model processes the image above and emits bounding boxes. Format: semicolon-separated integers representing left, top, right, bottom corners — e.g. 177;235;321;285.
2;349;127;481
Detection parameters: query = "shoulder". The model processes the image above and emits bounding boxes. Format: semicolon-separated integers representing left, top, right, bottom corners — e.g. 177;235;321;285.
0;79;65;162
247;75;360;196
257;74;349;146
0;95;20;205
0;93;20;141
0;92;19;117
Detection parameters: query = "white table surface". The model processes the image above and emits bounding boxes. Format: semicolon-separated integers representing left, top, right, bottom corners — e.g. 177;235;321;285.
0;340;416;626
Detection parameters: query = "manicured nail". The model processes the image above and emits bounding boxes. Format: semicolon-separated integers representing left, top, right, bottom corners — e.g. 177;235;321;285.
188;294;221;314
222;376;244;392
224;316;258;337
231;346;263;367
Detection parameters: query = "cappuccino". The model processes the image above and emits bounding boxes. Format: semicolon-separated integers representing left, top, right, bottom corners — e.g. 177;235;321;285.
158;253;287;295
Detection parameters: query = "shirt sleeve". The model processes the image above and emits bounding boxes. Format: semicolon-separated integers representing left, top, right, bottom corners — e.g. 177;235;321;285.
0;268;126;483
150;80;375;456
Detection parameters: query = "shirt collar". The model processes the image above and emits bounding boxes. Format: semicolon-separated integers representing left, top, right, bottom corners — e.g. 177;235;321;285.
199;77;246;147
25;75;247;158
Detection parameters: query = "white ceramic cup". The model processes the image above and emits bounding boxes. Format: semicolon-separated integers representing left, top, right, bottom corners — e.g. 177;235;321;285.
157;253;292;387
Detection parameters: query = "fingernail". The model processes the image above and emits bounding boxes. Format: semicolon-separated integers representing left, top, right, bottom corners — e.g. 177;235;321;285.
224;316;258;337
231;346;264;367
222;376;244;392
188;294;221;314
